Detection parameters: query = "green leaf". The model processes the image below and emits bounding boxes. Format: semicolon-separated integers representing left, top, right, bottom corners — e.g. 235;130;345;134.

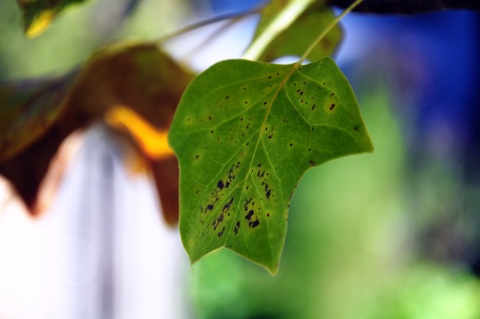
243;0;315;60
15;0;89;37
257;4;343;62
169;58;373;274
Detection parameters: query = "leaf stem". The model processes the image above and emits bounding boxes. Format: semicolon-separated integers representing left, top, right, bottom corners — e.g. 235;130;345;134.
298;0;364;65
157;8;261;43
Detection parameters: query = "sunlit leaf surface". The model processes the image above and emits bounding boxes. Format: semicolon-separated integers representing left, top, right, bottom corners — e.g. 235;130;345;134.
257;3;342;62
244;0;315;60
169;57;373;274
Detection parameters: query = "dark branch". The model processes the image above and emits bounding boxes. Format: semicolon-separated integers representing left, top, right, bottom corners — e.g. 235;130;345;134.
328;0;480;15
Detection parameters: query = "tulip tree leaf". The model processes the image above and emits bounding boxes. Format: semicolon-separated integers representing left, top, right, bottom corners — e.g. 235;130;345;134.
16;0;89;37
0;72;77;162
169;57;373;274
257;3;343;62
0;42;193;224
243;0;315;60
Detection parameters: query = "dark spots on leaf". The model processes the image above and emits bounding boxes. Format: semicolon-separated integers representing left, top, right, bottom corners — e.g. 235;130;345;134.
289;143;293;147
293;83;297;86
302;81;306;84
244;198;253;211
263;182;271;199
195;154;200;159
311;127;315;132
210;130;214;134
186;117;191;123
329;104;336;111
223;197;234;213
245;208;260;227
266;213;270;217
243;86;247;90
225;96;230;99
263;101;267;105
268;134;273;139
249;219;260;228
268;76;272;79
354;125;360;131
246;142;250;146
233;221;240;235
244;101;248;105
240;117;244;121
308;148;312;152
245;123;250;130
257;169;265;178
208;116;212;120
202;203;214;214
276;72;280;76
323;82;326;85
212;213;224;230
218;227;225;237
217;180;224;189
330;93;335;96
311;104;316;111
257;163;261;167
283;119;288;123
309;160;315;166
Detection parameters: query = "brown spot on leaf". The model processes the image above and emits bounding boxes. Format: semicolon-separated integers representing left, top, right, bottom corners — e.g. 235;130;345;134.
233;221;240;235
249;219;259;228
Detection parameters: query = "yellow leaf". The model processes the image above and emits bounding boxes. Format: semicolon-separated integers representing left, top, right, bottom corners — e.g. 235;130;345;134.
26;9;55;38
105;105;174;159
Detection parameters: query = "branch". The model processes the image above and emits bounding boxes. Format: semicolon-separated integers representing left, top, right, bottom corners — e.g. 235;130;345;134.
327;0;480;15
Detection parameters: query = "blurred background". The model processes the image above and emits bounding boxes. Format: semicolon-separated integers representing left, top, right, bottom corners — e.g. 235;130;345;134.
0;0;479;318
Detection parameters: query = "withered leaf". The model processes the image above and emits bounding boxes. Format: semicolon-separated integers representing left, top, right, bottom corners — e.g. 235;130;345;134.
0;42;194;224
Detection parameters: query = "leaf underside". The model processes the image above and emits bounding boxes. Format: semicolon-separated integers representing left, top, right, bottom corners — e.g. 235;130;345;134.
169;58;373;274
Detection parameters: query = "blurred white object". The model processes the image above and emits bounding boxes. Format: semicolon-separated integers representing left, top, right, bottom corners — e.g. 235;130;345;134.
0;124;188;319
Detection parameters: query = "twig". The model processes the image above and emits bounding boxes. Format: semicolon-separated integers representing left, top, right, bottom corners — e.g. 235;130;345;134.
328;0;480;15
